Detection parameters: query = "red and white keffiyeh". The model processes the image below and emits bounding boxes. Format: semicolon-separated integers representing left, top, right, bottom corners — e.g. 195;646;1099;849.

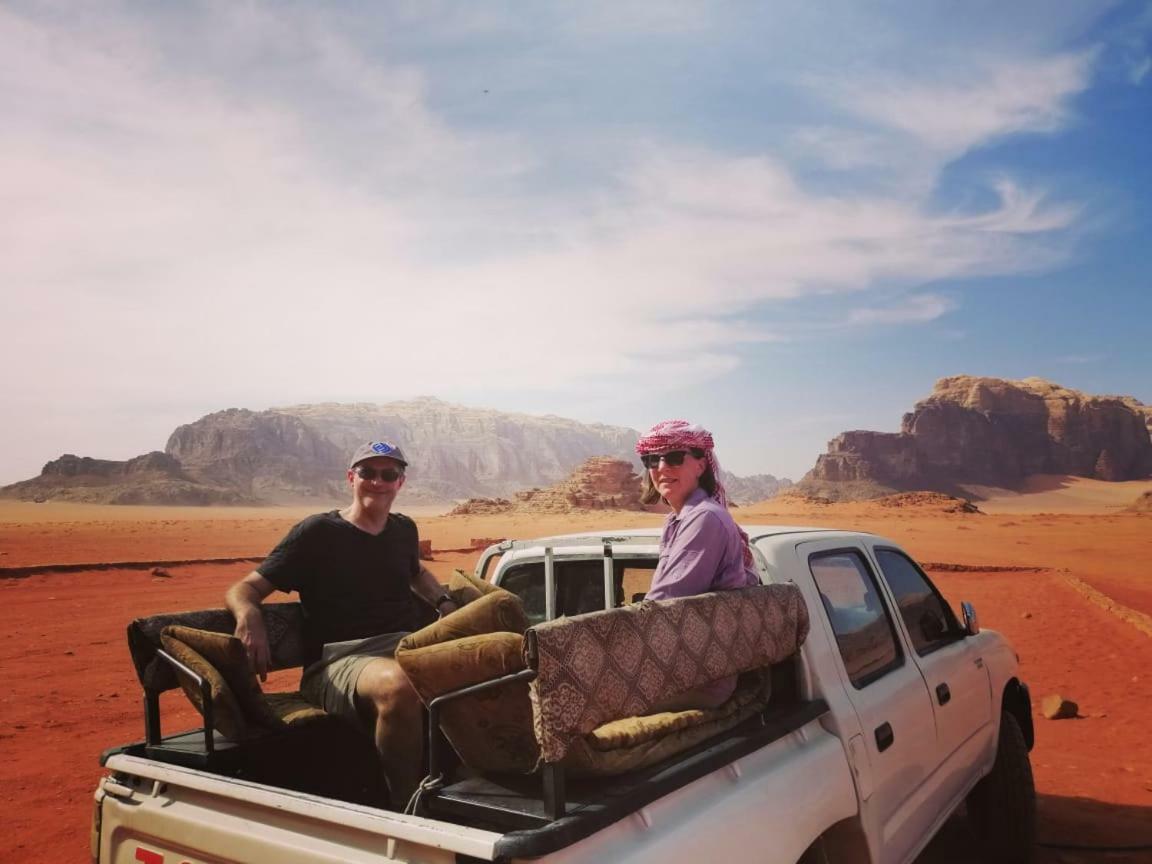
635;419;731;506
636;418;753;567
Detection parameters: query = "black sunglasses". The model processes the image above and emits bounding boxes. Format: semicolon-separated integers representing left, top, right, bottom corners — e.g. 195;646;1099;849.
354;465;403;482
640;451;690;469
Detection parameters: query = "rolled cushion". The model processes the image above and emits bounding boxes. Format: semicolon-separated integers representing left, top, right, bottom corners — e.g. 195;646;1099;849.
447;568;501;606
399;587;528;654
160;625;284;739
562;671;770;777
398;631;539;774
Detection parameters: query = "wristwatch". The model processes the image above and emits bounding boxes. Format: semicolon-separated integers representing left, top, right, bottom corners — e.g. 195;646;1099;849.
435;593;456;615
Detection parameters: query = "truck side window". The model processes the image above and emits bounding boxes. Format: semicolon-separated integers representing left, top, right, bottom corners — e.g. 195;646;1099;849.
874;548;963;656
809;550;903;688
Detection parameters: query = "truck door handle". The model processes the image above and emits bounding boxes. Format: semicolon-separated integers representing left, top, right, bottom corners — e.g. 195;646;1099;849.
875;722;894;752
936;683;951;706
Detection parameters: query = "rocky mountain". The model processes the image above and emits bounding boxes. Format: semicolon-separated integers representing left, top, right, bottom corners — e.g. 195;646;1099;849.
0;452;246;505
2;397;791;506
798;376;1152;501
719;471;793;504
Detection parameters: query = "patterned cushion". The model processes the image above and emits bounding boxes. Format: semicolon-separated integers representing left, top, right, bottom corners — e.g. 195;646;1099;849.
398;632;539;774
159;626;284;740
129;604;305;692
447;568;501;605
399;586;528;654
527;583;809;763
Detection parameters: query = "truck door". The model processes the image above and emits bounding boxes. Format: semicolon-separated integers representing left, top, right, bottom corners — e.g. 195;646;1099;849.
799;542;939;864
870;546;993;809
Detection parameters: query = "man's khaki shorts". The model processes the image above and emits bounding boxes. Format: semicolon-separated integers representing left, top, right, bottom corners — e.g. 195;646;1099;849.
300;631;410;730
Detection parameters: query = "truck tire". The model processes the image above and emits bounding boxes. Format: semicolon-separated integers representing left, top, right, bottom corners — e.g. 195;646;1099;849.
966;711;1036;864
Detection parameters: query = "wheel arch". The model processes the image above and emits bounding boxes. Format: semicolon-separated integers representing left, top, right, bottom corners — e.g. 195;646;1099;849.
1001;678;1034;751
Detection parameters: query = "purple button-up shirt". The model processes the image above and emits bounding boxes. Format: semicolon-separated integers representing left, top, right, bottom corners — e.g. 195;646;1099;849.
645;487;759;707
646;487;759;602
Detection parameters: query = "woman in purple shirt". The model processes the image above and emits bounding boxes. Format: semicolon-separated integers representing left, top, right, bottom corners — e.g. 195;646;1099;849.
636;419;760;709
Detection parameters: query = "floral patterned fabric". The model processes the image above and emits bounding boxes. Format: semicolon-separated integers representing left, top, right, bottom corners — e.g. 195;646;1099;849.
128;603;305;693
526;583;809;763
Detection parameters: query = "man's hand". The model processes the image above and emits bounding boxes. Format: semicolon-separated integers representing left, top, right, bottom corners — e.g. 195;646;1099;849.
235;609;271;681
225;571;277;682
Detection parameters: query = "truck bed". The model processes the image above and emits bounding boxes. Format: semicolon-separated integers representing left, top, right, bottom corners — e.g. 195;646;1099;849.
99;699;831;863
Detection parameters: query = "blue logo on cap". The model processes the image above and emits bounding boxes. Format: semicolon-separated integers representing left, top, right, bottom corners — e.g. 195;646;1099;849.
371;442;394;455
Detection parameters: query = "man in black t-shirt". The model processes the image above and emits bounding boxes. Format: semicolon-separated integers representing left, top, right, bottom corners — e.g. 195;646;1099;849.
225;441;457;808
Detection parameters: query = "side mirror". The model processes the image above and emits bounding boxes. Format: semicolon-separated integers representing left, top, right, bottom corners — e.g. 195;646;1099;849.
961;601;980;636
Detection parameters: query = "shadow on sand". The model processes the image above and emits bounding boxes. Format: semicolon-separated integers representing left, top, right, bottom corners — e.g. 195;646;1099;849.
915;793;1152;864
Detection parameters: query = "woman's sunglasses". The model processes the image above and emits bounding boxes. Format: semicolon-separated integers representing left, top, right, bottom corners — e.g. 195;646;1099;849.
354;465;404;482
640;451;690;469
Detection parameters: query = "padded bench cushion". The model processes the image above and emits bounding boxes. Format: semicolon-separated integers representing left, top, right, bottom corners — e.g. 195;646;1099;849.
527;583;810;763
160;625;284;740
128;603;305;692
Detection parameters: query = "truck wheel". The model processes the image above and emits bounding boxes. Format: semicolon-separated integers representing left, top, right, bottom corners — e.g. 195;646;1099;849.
966;711;1036;864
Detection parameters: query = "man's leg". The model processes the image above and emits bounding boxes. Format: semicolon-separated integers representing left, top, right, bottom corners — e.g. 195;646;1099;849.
354;657;424;808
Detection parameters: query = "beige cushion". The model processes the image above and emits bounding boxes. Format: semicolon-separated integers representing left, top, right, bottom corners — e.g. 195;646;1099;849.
399;586;528;653
399;632;539;774
160;625;284;739
562;671;770;777
447;568;501;606
263;692;328;726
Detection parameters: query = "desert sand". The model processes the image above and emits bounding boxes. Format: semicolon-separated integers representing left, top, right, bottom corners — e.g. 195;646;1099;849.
1;482;1151;863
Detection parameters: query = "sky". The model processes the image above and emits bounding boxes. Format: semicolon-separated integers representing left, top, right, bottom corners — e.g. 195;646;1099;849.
2;0;1150;485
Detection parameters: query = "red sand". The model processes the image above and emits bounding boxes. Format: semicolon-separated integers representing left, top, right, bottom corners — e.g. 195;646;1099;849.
1;502;1150;863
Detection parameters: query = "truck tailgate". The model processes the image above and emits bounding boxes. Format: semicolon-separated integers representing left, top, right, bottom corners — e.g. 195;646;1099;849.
96;754;503;863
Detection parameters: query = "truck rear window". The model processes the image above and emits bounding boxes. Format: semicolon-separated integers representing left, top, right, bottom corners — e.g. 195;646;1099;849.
498;558;658;624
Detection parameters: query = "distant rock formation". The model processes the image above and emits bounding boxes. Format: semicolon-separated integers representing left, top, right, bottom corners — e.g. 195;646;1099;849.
1127;491;1152;513
450;457;650;515
718;470;793;504
167;408;348;502
799;376;1152;501
0;452;247;505
3;398;791;506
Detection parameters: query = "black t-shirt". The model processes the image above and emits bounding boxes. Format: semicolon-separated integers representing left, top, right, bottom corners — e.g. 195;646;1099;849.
258;510;420;668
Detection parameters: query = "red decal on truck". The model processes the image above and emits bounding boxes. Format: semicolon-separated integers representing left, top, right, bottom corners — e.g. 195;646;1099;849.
135;850;164;864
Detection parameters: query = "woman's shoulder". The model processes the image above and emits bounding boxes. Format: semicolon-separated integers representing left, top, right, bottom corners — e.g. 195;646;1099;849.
678;495;732;532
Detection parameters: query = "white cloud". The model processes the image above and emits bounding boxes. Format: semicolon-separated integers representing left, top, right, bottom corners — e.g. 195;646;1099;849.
847;293;955;325
818;51;1096;157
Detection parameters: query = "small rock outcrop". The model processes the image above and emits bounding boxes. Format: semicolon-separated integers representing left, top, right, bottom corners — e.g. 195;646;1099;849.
450;457;649;515
1127;491;1152;513
799;377;1152;500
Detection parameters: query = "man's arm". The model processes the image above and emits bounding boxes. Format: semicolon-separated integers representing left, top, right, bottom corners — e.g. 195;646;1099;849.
410;563;458;617
225;571;277;680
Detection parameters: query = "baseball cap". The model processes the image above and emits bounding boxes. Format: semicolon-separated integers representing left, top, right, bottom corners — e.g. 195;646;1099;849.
349;441;409;469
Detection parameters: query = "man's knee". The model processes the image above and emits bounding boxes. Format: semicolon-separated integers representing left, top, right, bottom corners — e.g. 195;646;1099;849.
356;659;419;717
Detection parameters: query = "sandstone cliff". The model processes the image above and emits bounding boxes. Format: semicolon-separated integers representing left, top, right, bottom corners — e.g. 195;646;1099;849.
167;408;348;502
0;452;248;505
800;376;1152;501
450;457;650;515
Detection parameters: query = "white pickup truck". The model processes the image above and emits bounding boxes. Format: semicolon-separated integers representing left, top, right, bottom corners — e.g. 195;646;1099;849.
93;525;1036;864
